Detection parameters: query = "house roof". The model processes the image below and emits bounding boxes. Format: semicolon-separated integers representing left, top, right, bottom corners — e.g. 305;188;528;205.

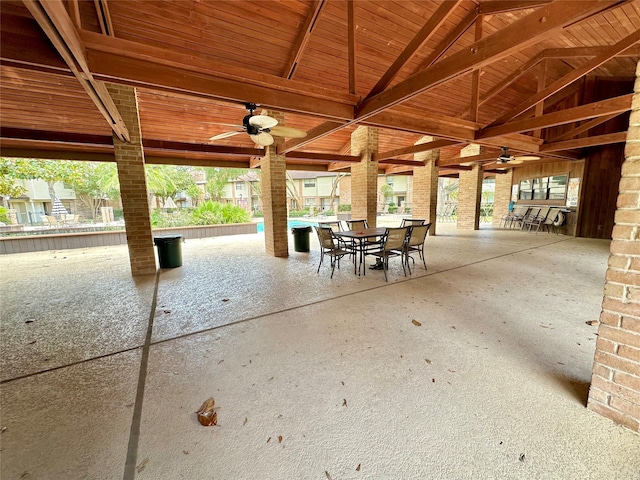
1;1;639;175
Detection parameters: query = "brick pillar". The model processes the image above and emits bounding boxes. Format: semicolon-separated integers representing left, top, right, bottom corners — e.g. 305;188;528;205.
106;83;156;276
350;126;379;227
261;110;288;257
413;136;439;235
457;144;484;230
493;169;514;227
587;62;640;432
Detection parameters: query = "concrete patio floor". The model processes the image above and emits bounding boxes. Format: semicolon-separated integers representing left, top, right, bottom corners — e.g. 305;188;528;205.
1;224;639;479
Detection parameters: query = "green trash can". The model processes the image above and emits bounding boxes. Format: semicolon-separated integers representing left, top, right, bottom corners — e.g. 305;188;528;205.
154;234;183;268
291;226;312;252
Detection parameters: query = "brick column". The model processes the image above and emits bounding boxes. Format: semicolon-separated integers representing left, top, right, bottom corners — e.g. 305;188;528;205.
493;169;514;227
106;83;156;276
413;136;439;235
587;62;640;432
457;144;484;230
350;126;379;227
261;110;288;257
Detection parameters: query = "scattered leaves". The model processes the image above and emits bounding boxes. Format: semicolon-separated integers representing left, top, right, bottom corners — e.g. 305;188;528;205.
432;378;436;383
412;319;422;327
243;417;248;426
425;359;432;364
27;340;36;345
25;319;35;324
267;437;271;443
341;381;345;386
183;450;189;455
356;464;361;472
342;399;347;407
451;326;456;329
196;397;217;426
222;298;230;302
163;310;171;314
218;359;224;364
325;471;332;480
1;426;6;433
136;458;149;473
519;453;525;462
278;435;283;444
586;320;599;326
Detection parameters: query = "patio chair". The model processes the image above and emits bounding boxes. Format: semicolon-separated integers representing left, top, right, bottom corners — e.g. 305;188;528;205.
365;227;409;282
400;219;426;227
319;220;352;255
404;223;430;273
501;205;529;229
522;206;550;233
541;208;564;234
314;226;349;278
519;207;541;230
346;219;368;230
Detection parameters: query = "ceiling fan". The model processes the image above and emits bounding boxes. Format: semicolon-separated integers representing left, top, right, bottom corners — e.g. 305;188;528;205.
208;103;307;147
497;146;540;164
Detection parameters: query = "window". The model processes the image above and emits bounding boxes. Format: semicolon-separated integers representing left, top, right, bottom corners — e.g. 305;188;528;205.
386;177;394;186
235;182;244;190
304;179;316;187
518;175;568;200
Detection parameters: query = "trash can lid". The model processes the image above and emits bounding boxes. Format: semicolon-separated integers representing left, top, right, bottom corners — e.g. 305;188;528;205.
291;226;312;233
154;234;183;244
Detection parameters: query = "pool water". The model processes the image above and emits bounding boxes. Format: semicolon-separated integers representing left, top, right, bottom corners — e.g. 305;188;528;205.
256;220;317;233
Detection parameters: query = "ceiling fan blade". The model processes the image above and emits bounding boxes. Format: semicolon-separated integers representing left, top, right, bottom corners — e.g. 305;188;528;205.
250;132;274;146
269;126;307;138
514;155;541;161
249;115;278;129
509;159;524;164
209;131;243;141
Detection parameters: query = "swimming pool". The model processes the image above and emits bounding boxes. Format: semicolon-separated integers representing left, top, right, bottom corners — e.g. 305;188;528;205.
256;220;317;233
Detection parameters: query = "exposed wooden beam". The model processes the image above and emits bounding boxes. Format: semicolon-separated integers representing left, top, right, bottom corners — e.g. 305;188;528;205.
373;139;459;161
338;140;351;155
279;121;345;154
94;0;114;36
378;159;428;167
286;151;360;163
80;31;356;121
437;151;498;167
68;0;81;27
283;0;325;79
542;45;640;58
410;8;477;75
469;15;483;122
548;113;622;142
356;1;616;121
477;93;633;139
363;111;476;141
533;58;547;138
249;157;262;168
384;165;416;174
540;132;628;152
477;1;552;14
347;0;356;95
492;29;640;124
142;139;261;156
23;0;130;141
327;162;352;172
367;0;462;98
439;164;473;171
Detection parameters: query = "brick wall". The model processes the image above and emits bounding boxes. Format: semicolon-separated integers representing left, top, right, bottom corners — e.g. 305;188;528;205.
457;146;483;230
106;83;156;276
413;136;439;235
350;126;379;227
493;170;514;227
261;110;289;257
587;62;640;432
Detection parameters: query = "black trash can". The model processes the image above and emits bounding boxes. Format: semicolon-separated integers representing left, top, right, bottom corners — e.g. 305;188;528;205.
154;234;183;268
291;226;312;252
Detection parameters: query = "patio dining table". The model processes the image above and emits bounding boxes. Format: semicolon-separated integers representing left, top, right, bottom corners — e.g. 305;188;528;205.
334;227;386;276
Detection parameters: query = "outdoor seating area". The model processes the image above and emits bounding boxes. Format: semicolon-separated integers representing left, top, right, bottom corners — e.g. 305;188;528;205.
500;206;567;234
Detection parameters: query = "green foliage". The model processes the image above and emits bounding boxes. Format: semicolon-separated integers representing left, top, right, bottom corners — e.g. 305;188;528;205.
288;209;310;218
338;204;351;212
322;210;334;216
204;168;231;201
388;202;398;214
0;207;8;224
151;209;193;227
252;210;264;218
191;201;250;225
380;184;394;202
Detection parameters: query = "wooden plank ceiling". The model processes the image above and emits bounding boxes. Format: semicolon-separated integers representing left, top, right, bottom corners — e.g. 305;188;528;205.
1;0;639;173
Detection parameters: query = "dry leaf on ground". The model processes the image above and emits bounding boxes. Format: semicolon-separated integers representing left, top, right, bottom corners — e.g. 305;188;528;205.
586;320;599;326
136;458;149;473
412;319;422;326
356;464;361;471
196;397;217;426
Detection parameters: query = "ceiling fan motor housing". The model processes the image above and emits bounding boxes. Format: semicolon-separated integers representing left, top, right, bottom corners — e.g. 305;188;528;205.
243;114;261;135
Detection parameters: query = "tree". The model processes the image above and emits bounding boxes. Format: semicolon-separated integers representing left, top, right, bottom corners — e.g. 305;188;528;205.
145;165;195;210
328;173;346;212
380;183;394;204
67;162;120;220
0;158;27;202
204;168;230;201
286;172;304;210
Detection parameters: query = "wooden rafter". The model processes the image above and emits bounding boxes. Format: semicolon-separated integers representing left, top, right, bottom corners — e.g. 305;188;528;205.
94;0;114;36
548;113;622;142
23;0;129;141
469;15;483;122
542;45;640;58
492;29;640;125
283;0;325;80
437;151;498;167
477;93;633;140
279;121;345;154
356;1;617;121
367;0;462;98
477;0;552;14
540;132;628;152
373;139;459;162
347;0;356;95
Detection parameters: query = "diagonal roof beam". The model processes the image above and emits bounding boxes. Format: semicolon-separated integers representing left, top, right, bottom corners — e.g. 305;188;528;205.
548;113;622;142
477;93;633;140
347;0;356;94
477;1;552;14
540;132;628;152
279;121;345;154
283;0;326;79
23;0;129;141
355;1;621;121
367;0;462;98
492;29;640;124
94;0;115;36
543;45;640;58
373;139;460;161
408;8;477;76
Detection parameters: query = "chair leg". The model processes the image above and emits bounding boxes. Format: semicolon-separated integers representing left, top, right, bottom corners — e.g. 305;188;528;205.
383;255;388;282
317;252;323;274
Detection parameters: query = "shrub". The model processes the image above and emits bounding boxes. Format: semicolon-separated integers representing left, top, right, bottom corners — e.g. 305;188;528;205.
338;204;351;212
191;201;250;225
289;209;309;218
112;208;124;220
388;202;398;214
252;210;264;218
0;207;8;224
